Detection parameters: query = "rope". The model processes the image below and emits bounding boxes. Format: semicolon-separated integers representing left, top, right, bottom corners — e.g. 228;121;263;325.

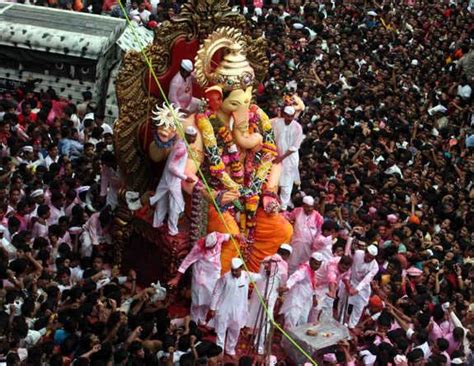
115;4;318;364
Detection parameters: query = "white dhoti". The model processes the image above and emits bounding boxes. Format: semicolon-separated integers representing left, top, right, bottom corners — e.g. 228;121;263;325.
150;191;183;235
246;255;287;354
272;118;304;210
338;250;378;328
347;291;368;328
279;264;314;330
312;285;335;322
210;272;257;356
150;139;188;236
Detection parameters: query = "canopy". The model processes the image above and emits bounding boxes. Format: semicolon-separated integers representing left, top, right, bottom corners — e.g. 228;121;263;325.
0;3;126;60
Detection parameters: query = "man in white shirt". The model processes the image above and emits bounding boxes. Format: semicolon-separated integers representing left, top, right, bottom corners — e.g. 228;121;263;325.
338;244;379;328
167;231;231;325
246;244;292;354
272;105;304;210
168;60;201;114
150;126;197;235
209;258;261;357
129;1;151;24
279;252;324;329
44;144;59;169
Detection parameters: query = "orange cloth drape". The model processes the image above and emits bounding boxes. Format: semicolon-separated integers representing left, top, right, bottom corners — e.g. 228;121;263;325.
249;209;293;271
207;206;293;273
207;206;240;274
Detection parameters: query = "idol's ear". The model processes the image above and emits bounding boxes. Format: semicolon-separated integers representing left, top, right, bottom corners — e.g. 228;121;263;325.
204;86;223;112
205;85;223;98
245;86;253;95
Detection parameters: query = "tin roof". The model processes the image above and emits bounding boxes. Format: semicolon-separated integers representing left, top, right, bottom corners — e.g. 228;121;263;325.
0;3;127;59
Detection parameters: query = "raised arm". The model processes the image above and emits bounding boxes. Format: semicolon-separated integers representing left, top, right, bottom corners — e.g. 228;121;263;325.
168;142;188;180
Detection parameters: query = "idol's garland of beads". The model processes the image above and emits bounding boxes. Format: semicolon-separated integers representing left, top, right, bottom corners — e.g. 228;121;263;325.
189;181;209;246
195;106;277;248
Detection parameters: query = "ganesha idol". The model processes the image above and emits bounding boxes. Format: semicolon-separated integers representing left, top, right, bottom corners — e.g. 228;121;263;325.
178;27;294;272
114;25;293;275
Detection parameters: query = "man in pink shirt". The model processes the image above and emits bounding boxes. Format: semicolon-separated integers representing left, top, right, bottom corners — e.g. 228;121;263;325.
168;231;230;326
313;255;353;321
286;195;323;273
168;59;201;114
279;252;324;329
312;219;338;261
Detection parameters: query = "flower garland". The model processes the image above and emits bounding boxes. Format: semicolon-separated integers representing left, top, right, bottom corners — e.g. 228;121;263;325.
208;115;244;185
195;113;241;192
194;106;278;250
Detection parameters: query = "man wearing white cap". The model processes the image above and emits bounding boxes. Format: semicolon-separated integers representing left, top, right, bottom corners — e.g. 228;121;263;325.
286;195;324;273
338;244;379;328
168;59;201;114
279;252;323;329
17;145;37;166
272;105;304;210
167;231;231;325
29;189;45;218
209;257;261;357
150;127;197;235
247;244;292;354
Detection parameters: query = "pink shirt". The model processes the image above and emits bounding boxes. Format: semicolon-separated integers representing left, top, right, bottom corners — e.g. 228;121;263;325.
312;233;334;260
100;166;121;197
168;72;193;109
429;319;452;342
446;333;461;355
315;256;350;289
285;207;324;241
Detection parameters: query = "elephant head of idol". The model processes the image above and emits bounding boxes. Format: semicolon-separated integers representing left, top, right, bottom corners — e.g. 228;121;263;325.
196;27;262;151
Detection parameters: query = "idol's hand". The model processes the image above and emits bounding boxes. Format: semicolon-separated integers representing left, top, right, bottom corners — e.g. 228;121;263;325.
220;190;240;205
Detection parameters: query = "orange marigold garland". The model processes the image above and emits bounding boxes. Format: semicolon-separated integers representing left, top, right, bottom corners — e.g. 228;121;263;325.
194;107;278;250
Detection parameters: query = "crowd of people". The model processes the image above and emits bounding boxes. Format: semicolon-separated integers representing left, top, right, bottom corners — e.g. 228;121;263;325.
1;0;473;365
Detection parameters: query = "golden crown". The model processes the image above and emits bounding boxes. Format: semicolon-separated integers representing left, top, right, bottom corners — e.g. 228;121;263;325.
195;27;255;92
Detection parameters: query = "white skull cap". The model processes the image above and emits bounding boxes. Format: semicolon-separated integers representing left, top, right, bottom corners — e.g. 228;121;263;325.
283;105;296;116
302;195;314;206
185;126;197;135
367;244;378;256
205;232;218;248
280;243;293;254
181;59;193;72
30;189;44;198
311;252;324;261
231;257;244;269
